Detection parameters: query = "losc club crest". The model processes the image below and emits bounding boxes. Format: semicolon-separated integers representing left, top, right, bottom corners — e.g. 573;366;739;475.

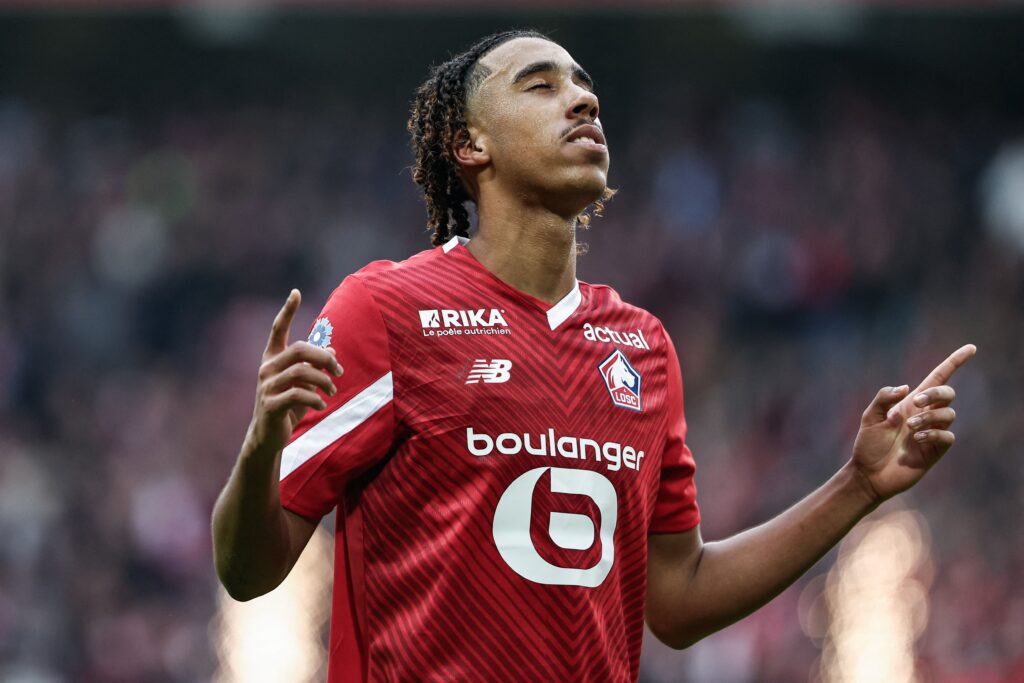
598;348;642;412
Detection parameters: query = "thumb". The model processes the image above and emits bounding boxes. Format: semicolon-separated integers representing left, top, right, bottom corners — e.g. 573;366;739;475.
862;384;909;427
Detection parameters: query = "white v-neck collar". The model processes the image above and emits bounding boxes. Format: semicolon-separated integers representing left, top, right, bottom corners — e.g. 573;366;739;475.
442;235;582;331
545;281;581;331
442;235;469;253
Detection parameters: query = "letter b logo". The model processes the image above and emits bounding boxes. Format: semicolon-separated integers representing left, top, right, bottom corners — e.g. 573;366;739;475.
492;467;617;588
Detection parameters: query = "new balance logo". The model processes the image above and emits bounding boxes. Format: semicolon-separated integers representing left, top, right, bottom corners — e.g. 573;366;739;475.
466;359;512;384
419;308;511;338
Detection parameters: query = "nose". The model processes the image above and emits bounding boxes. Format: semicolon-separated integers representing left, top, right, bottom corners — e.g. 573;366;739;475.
567;87;599;121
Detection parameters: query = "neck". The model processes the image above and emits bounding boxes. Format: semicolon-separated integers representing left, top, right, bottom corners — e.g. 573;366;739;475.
467;195;578;306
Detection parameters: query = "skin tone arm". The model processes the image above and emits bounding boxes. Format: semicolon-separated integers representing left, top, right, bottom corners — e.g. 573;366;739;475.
646;343;977;649
211;290;344;601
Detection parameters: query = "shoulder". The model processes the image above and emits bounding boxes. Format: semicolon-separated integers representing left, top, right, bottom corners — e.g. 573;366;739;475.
322;242;450;308
579;279;671;351
349;243;446;287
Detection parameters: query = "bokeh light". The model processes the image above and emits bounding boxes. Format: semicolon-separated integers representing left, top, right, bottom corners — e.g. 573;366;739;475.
818;509;932;683
211;525;333;683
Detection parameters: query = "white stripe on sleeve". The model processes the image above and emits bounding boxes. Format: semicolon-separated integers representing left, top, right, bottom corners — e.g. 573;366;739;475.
279;371;394;481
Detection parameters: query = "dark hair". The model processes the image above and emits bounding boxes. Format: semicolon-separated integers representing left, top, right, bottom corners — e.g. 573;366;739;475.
407;29;614;246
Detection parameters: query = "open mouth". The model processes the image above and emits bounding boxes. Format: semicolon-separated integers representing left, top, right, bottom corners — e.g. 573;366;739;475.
565;124;607;148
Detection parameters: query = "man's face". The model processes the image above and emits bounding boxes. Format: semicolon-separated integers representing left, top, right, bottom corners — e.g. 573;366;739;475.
466;37;609;213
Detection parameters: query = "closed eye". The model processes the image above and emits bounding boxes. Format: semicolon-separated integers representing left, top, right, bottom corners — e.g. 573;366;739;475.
528;82;552;91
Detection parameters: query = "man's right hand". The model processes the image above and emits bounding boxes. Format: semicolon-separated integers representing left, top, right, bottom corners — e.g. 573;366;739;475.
245;289;344;458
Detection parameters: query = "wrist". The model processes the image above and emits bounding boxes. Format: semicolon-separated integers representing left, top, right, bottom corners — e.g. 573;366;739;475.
239;424;282;472
838;460;884;514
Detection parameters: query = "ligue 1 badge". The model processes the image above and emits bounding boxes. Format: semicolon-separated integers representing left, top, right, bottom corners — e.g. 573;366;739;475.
308;317;333;349
598;348;642;412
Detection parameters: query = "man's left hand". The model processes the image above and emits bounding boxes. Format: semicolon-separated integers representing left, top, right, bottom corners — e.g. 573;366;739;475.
851;344;977;503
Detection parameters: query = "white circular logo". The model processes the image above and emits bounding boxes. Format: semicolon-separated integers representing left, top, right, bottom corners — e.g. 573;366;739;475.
492;467;618;588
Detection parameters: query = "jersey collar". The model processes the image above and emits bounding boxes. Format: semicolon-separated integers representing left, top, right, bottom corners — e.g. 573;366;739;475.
442;235;582;331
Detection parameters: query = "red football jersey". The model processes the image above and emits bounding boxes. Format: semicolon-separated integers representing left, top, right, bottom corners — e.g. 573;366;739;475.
280;236;699;682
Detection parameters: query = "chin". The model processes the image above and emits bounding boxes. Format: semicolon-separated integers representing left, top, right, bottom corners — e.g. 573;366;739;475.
565;171;609;207
524;161;610;216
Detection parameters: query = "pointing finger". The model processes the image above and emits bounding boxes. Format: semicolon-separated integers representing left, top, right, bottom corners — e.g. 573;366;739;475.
912;344;977;395
265;289;301;356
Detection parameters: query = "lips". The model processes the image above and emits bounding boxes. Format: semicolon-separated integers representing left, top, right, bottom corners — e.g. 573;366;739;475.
565;123;607;147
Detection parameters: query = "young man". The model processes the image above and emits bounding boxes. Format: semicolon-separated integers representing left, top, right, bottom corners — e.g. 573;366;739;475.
212;30;975;682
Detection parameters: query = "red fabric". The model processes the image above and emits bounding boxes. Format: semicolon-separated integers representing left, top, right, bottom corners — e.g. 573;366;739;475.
280;241;700;682
648;326;701;533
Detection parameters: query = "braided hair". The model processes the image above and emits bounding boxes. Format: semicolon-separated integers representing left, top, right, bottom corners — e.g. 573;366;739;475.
408;30;614;246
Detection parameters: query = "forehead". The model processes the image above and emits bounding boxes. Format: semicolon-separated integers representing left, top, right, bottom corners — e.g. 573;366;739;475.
477;37;578;82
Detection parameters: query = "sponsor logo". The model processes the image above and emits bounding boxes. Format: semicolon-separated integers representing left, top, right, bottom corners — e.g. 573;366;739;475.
582;323;650;350
466;426;645;472
307;317;333;349
598;349;642;412
418;308;511;337
465;359;512;384
493;467;617;587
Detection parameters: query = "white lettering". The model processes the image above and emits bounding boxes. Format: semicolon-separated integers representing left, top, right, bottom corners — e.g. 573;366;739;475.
602;442;622;471
467;427;493;456
583;323;651;350
622;446;637;469
497;433;522;455
556;436;579;459
580;438;601;461
467;428;644;472
524;433;547;455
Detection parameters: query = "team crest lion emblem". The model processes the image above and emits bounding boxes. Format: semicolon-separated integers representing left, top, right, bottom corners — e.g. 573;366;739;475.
598;348;642;412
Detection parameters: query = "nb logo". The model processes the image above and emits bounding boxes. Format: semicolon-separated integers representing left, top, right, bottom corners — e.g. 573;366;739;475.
492;467;618;587
465;359;512;384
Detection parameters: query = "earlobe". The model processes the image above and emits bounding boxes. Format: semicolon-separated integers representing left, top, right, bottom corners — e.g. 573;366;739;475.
453;129;489;168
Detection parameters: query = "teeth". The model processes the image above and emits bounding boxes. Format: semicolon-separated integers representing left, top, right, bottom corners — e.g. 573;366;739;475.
574;136;596;144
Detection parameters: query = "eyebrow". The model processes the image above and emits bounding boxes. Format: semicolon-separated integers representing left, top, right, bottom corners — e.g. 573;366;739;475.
510;60;594;91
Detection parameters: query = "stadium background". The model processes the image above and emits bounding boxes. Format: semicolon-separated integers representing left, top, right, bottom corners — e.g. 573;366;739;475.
1;2;1022;681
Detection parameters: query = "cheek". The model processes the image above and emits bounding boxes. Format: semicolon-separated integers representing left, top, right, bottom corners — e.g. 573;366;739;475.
487;101;554;153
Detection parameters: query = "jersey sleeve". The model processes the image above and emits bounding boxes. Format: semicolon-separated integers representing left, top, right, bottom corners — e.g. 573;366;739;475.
649;326;701;534
279;275;396;520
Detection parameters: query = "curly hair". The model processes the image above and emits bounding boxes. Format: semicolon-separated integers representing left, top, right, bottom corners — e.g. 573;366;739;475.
407;30;615;246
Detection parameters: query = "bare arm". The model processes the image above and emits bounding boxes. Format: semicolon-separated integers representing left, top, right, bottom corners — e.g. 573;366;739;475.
646;344;976;649
212;290;344;601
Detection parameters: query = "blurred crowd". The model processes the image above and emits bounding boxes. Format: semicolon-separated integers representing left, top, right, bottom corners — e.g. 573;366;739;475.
0;79;1022;682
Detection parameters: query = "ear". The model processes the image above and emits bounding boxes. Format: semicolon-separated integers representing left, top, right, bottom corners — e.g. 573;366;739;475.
452;127;490;169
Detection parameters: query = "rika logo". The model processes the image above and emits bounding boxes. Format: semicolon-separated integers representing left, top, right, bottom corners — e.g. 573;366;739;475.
418;308;511;338
598;349;642;412
465;359;512;384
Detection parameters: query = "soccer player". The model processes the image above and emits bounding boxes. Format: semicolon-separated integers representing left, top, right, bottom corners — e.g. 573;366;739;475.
211;30;976;682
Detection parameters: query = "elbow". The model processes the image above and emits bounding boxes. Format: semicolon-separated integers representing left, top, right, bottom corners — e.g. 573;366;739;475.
646;613;706;651
224;584;263;603
217;567;272;602
214;555;278;603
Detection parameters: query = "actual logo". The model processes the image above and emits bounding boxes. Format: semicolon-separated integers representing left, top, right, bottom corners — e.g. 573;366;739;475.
307;317;333;349
465;359;512;384
598;348;642;412
582;323;650;350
